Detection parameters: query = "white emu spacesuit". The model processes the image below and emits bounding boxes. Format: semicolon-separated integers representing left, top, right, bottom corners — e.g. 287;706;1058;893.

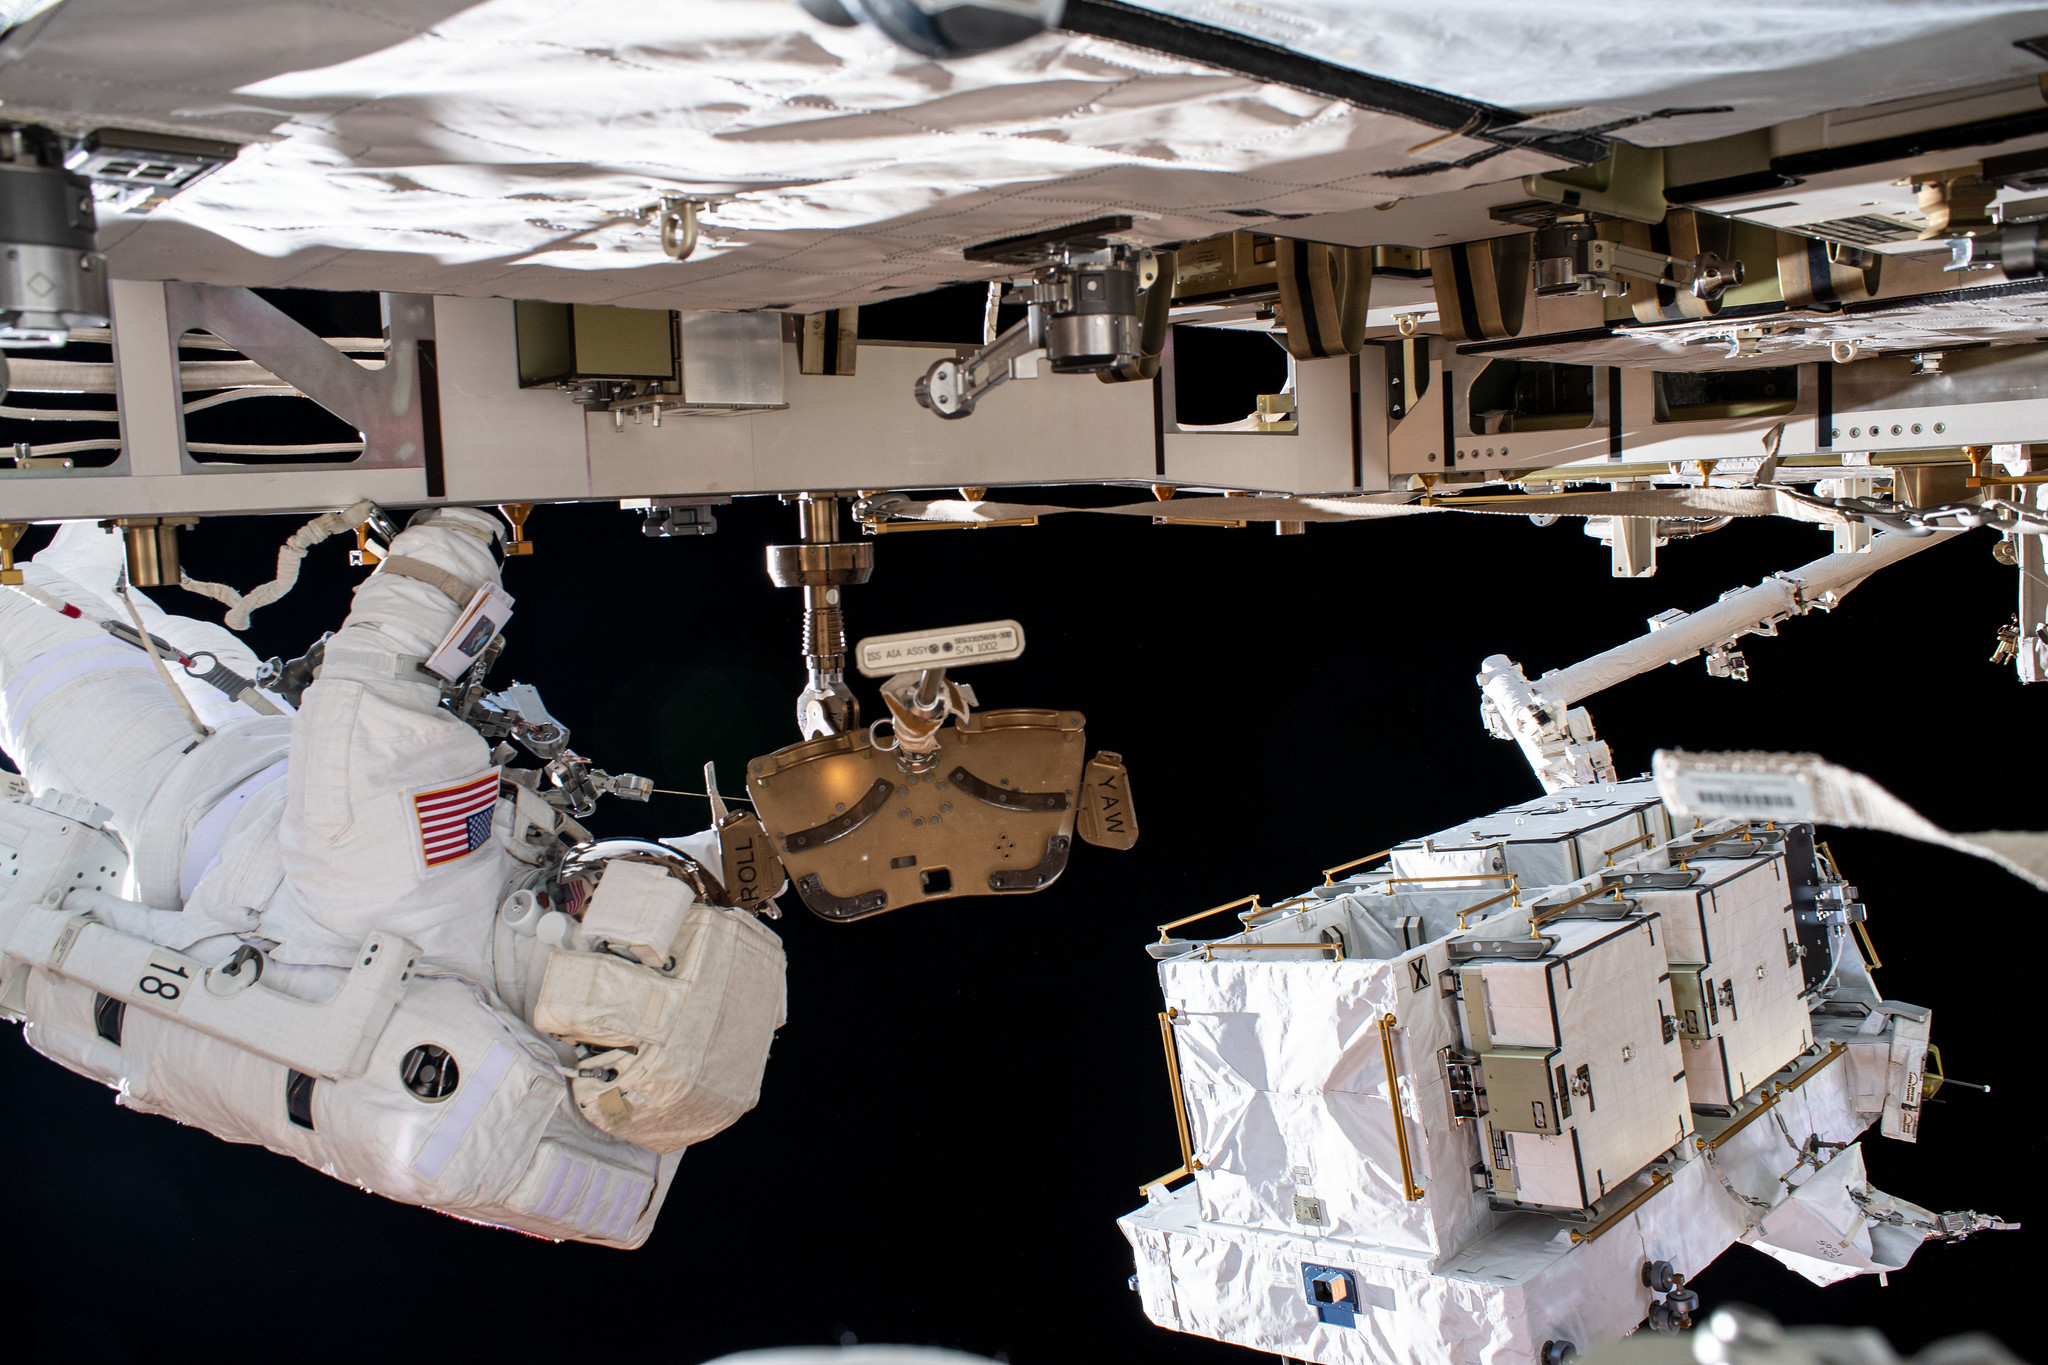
0;508;786;1247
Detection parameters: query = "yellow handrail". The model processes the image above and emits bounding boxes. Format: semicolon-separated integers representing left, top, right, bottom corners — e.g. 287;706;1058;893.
1380;872;1516;886
1528;882;1624;932
1322;849;1392;886
1244;893;1315;924
1603;831;1655;861
1157;1010;1200;1180
1676;823;1752;867
1379;1013;1424;1202
1697;1042;1848;1153
1201;941;1339;961
1156;894;1260;944
1456;887;1521;928
1569;1171;1673;1244
1138;1165;1190;1197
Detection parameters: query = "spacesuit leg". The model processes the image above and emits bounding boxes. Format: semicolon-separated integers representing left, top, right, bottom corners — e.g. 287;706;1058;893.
29;520;276;729
0;563;199;837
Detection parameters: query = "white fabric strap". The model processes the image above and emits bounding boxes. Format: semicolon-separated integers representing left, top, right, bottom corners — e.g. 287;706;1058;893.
4;634;138;714
407;509;502;545
412;1042;516;1180
375;554;478;608
524;1149;650;1239
319;645;433;683
2;637;154;747
1656;748;2048;893
180;757;289;901
179;498;379;631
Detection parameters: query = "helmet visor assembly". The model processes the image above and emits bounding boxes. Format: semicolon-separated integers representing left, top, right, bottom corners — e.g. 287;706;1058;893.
553;839;719;921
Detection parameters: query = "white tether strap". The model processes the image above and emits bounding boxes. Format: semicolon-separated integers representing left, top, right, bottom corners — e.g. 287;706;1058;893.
374;554;478;607
179;499;380;631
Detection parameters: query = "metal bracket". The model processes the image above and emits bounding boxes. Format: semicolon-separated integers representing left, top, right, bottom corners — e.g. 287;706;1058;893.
913;309;1046;419
162;283;435;473
1584;238;1743;301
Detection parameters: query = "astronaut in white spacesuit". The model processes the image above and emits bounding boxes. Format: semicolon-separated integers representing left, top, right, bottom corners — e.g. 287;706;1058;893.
0;507;786;1247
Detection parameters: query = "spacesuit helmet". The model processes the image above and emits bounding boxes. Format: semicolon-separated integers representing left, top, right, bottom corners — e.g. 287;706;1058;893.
552;838;717;918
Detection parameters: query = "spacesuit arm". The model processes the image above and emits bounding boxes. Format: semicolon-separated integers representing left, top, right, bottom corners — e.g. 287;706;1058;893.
275;507;516;974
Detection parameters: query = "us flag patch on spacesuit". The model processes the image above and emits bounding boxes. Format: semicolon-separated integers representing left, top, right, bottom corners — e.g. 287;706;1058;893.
412;769;499;868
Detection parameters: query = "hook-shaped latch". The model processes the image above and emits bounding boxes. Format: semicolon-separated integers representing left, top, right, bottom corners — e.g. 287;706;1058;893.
658;195;702;262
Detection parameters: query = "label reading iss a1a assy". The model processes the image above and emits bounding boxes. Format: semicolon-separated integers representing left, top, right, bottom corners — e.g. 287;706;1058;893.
855;620;1025;677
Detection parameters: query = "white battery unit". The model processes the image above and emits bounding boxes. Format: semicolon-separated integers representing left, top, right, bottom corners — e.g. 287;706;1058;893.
1633;848;1814;1109
1389;779;1673;890
1458;912;1692;1211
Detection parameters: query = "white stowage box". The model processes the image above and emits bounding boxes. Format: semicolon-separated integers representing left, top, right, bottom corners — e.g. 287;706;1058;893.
1460;914;1692;1211
1157;939;1491;1269
1633;851;1812;1108
1390;779;1672;890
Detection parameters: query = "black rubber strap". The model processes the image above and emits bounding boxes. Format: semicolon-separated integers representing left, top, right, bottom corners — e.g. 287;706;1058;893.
1290;243;1327;357
1060;0;1522;136
1447;246;1482;341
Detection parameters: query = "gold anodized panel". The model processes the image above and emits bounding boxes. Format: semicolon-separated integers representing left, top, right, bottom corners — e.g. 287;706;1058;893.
747;709;1087;921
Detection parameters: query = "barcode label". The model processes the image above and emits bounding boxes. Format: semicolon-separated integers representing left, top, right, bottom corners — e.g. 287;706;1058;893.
1672;770;1815;820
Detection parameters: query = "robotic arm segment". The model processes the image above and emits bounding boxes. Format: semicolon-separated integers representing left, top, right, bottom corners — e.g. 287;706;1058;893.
1480;532;1958;790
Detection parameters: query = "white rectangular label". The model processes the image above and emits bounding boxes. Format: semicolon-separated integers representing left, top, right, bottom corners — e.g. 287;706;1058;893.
856;620;1024;677
136;952;195;1012
424;583;516;682
1671;769;1816;821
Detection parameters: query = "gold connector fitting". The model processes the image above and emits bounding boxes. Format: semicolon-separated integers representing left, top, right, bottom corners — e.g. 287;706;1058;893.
499;503;535;556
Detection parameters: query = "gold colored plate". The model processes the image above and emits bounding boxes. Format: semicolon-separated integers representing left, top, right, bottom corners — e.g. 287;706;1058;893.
713;810;782;914
746;709;1087;922
1077;750;1138;850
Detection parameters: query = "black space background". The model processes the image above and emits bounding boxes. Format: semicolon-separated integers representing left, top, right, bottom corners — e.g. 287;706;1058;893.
2;297;2039;1361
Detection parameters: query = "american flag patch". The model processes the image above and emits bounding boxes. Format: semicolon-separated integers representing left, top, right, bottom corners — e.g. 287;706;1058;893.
413;770;499;868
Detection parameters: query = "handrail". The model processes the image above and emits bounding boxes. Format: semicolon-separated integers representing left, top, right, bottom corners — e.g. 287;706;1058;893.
1569;1171;1673;1244
1675;823;1753;866
1322;849;1392;886
1156;894;1259;944
1201;941;1339;961
1138;1165;1190;1197
1156;1011;1201;1182
1776;1039;1849;1096
1603;830;1655;860
1528;882;1624;931
1698;1041;1848;1153
1379;1013;1424;1202
1243;893;1315;926
1380;872;1516;887
1456;887;1520;929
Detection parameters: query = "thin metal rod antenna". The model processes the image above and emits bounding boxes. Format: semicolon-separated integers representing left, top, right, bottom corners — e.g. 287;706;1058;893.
648;787;756;806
